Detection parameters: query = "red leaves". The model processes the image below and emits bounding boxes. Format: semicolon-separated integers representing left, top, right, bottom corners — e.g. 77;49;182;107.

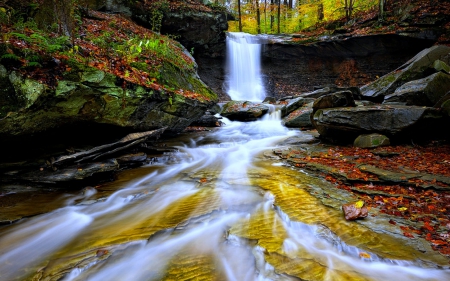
291;143;450;256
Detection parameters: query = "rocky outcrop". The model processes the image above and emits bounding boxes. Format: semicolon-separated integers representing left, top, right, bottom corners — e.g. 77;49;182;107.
361;45;450;101
0;63;216;139
282;102;313;128
383;72;450;106
313;105;445;142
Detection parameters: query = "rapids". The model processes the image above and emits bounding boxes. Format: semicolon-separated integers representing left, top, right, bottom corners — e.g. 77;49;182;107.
1;32;449;281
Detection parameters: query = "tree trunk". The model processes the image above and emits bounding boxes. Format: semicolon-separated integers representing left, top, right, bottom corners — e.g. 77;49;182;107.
277;0;281;33
270;0;274;32
264;0;267;33
238;0;242;32
256;0;261;34
378;0;385;22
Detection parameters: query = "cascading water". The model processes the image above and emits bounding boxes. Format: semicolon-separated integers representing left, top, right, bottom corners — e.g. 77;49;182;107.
1;33;450;281
226;32;266;102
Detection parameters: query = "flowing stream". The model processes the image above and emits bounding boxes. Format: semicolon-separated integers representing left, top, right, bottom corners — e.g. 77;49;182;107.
1;33;450;281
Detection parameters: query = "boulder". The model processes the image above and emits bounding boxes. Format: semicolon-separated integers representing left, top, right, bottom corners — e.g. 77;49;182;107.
131;4;228;57
312;105;445;141
383;72;450;106
361;45;450;101
220;101;270;121
190;112;224;127
282;102;314;128
0;62;217;140
280;97;314;117
354;133;390;148
312;91;356;111
311;91;356;129
433;60;450;74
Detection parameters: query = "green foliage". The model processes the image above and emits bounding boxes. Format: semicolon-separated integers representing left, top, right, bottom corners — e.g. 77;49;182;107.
10;31;69;53
1;53;20;61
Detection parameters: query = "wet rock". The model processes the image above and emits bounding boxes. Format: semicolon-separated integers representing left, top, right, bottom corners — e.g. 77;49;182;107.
116;152;148;166
311;91;356;129
16;159;119;184
220;101;270;121
262;97;276;104
280;97;314;117
361;45;450;101
342;201;368;221
282;102;314;128
51;129;165;166
433;60;450;74
353;133;390;148
383;72;450;106
312;105;445;142
312;91;356;111
190;112;224;127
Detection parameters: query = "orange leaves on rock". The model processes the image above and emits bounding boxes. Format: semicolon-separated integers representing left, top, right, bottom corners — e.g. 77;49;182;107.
199;178;208;183
359;252;371;259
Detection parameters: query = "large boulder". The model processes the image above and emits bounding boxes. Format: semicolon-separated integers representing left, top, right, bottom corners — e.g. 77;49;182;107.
383;72;450;106
361;45;450;101
282;102;314;128
312;105;446;142
130;2;228;57
280;97;314;117
220;101;270;121
0;62;217;142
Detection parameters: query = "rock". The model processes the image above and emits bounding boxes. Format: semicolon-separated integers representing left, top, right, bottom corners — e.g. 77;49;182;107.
383;72;450;106
280;97;314;117
433;60;450;74
220;101;270;121
442;99;450;117
190;112;224;127
312;105;445;142
116;152;148;166
312;91;356;111
311;91;356;129
283;102;314;128
0;59;217;145
12;159;120;184
342;201;368;220
262;97;276;104
131;4;228;57
354;133;390;148
361;45;450;101
51;129;165;166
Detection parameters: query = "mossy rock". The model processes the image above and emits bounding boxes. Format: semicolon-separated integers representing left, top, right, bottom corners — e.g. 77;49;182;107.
354;133;390;148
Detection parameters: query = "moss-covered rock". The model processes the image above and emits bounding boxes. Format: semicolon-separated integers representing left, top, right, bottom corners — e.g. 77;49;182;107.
383;72;450;106
361;45;450;101
353;133;390;148
0;61;217;142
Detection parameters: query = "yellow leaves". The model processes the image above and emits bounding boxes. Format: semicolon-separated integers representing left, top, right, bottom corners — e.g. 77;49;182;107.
354;200;364;208
397;207;408;212
359;252;371;259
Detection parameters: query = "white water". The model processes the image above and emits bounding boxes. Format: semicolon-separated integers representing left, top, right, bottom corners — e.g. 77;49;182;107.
1;35;450;281
226;32;266;102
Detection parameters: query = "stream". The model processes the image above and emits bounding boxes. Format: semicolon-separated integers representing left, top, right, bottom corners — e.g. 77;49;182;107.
1;33;450;281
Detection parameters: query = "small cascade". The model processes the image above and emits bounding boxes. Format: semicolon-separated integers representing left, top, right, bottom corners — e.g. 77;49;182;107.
226;32;266;102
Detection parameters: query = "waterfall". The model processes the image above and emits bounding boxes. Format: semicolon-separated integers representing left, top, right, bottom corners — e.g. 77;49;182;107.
226;32;266;102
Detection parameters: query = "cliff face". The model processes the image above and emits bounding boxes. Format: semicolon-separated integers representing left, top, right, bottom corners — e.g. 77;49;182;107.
196;34;435;101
